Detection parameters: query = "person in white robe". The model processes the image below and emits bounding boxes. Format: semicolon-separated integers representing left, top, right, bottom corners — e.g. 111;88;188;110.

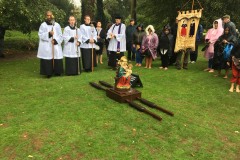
107;15;126;69
79;15;97;72
63;16;82;75
37;11;63;78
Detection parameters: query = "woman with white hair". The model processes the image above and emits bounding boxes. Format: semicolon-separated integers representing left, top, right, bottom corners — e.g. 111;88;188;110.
141;25;159;69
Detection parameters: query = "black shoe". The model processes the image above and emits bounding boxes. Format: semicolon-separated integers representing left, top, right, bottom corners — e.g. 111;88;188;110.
46;75;52;78
183;67;188;70
177;67;181;70
0;54;5;58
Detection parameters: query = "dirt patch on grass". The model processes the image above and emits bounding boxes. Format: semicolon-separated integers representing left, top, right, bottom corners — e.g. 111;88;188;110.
4;146;16;160
76;153;85;159
1;49;36;61
19;129;50;152
32;138;43;151
6;114;14;120
0;123;8;128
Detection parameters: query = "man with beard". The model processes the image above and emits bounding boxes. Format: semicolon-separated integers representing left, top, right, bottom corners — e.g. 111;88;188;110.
37;11;64;78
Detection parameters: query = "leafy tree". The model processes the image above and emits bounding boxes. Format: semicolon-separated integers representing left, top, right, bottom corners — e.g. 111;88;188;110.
137;0;181;31
47;0;75;27
0;0;66;34
200;0;240;29
81;0;95;23
137;0;240;31
103;0;131;22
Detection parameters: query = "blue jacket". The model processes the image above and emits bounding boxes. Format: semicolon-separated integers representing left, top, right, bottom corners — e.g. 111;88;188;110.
196;24;203;42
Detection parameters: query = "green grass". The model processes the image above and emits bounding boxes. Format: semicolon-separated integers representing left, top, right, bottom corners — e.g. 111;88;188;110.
0;29;240;159
0;52;239;160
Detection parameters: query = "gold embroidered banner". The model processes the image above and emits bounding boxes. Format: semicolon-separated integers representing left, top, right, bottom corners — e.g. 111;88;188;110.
174;9;202;52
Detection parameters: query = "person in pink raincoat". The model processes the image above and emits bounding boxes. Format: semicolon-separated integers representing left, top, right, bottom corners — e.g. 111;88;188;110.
141;25;159;69
204;19;224;72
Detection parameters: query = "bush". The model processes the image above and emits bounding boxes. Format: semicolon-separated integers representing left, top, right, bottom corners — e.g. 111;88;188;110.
4;30;39;51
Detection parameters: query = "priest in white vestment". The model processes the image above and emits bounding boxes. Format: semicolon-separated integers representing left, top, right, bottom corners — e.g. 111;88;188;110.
107;15;126;69
37;11;63;78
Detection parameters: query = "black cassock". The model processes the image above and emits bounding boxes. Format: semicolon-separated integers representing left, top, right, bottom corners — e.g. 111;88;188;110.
40;59;63;76
65;57;81;75
81;48;97;72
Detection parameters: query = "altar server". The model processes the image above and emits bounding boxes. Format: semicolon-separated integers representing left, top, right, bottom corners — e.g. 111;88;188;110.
79;15;97;72
37;11;63;78
63;16;82;75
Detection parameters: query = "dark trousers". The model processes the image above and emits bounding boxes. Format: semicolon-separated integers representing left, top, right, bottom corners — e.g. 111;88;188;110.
169;53;177;65
40;59;64;76
65;57;81;75
208;58;213;69
108;51;124;68
160;53;169;68
190;43;199;62
127;43;135;61
176;49;190;69
81;48;97;72
135;48;143;64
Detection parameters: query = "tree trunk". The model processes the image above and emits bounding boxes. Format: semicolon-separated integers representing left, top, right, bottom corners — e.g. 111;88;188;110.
81;0;95;23
131;0;137;22
95;0;106;28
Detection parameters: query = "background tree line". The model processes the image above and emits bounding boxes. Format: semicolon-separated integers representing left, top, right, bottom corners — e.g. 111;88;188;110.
137;0;240;32
1;0;240;34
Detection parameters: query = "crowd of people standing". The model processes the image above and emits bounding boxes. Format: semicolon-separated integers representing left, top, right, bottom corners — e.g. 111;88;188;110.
1;10;237;92
203;15;240;92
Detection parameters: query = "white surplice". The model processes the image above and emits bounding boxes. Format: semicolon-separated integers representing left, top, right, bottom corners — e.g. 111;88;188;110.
79;24;97;49
37;22;63;59
107;23;126;52
63;26;82;58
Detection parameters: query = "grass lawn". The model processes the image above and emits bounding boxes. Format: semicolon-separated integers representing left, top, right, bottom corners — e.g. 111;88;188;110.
0;46;240;159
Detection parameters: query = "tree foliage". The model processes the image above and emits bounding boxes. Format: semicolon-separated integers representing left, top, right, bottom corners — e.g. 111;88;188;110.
1;0;240;34
81;0;95;23
0;0;70;34
47;0;75;27
137;0;240;31
103;0;131;22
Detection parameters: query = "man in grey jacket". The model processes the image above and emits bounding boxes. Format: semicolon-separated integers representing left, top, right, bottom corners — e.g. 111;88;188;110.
222;15;237;37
